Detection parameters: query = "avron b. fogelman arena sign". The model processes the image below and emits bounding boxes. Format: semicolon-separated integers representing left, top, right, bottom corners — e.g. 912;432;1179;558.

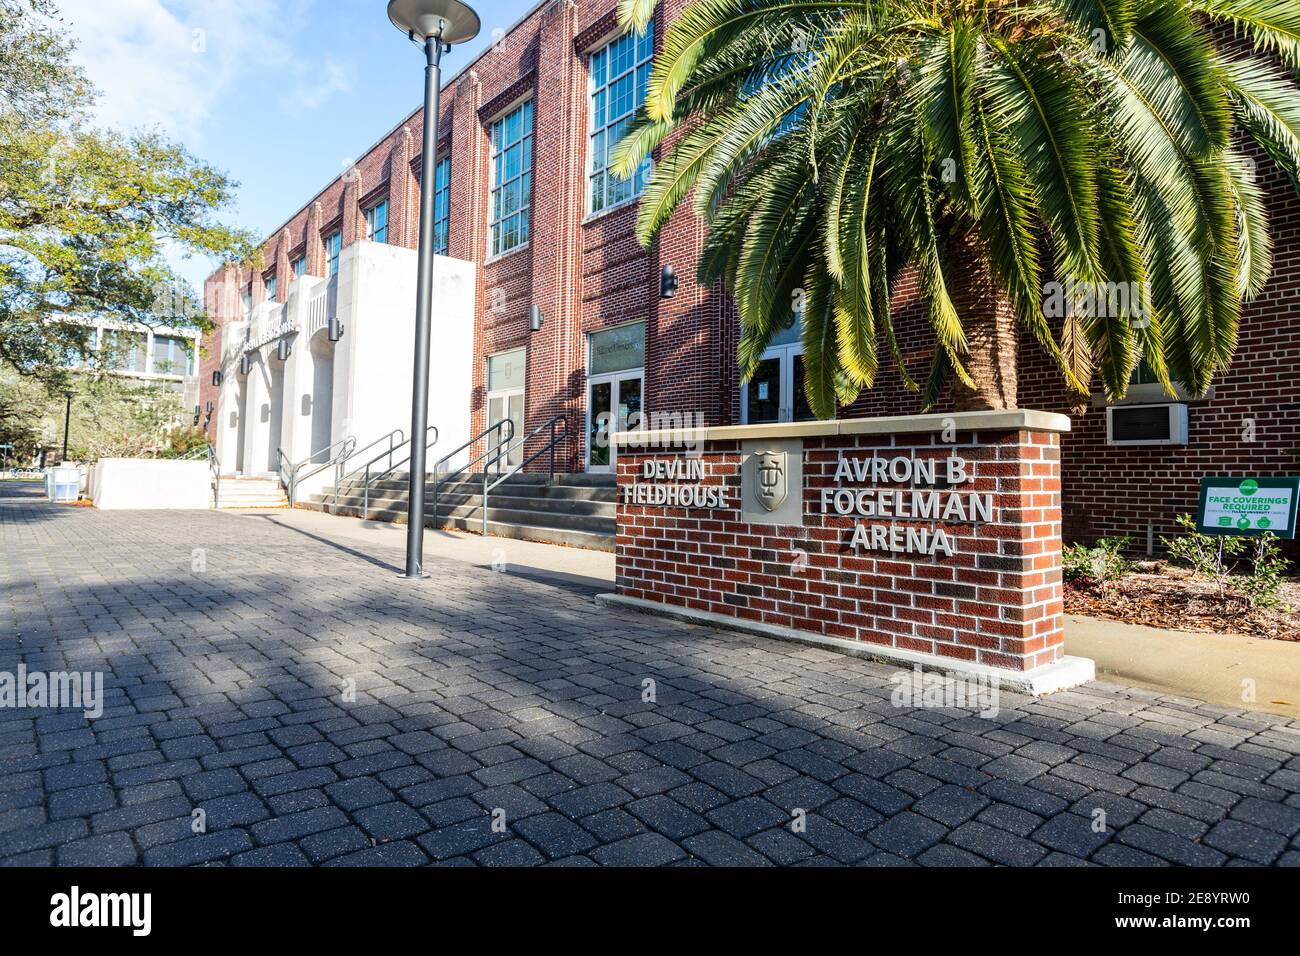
597;411;1095;695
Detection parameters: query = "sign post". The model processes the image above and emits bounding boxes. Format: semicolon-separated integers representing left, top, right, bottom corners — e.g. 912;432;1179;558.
1196;476;1300;538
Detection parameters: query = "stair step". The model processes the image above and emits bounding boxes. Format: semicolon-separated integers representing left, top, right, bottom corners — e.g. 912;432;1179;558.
322;490;615;517
298;498;614;552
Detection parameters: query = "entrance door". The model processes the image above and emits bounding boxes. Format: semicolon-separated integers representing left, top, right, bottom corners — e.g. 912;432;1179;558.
587;371;643;473
586;322;647;473
742;343;813;424
487;389;524;471
486;348;526;472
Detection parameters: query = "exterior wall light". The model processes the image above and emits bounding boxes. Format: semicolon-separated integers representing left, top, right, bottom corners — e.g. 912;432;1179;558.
328;315;345;342
212;370;223;387
529;305;544;332
277;338;292;362
239;354;251;376
660;264;679;299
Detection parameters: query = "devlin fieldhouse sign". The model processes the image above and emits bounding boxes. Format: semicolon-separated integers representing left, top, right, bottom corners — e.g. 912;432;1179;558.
1197;476;1299;538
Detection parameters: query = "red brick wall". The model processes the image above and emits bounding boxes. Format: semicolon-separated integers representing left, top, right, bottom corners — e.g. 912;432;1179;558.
615;427;1066;672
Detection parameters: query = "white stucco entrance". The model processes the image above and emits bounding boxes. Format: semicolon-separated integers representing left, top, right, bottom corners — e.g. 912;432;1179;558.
213;241;476;499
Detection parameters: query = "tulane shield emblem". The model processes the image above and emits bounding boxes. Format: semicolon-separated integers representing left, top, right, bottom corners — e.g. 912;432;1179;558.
754;450;788;512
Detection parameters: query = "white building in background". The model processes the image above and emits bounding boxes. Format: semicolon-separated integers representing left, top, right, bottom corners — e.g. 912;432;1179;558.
211;239;475;501
69;320;203;408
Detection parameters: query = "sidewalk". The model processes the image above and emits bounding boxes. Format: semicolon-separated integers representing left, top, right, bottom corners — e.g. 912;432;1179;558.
237;506;1300;719
232;505;614;594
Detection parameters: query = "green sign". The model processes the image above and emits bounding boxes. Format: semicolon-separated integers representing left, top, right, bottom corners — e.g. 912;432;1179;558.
1196;476;1299;539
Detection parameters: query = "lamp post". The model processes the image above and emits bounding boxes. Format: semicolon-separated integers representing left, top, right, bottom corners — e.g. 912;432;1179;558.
61;390;74;464
388;0;480;579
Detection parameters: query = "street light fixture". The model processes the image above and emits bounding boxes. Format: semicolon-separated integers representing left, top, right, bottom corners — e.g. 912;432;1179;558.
388;0;480;579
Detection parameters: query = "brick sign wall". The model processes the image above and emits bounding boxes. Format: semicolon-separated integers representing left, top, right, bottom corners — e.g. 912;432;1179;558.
612;413;1075;680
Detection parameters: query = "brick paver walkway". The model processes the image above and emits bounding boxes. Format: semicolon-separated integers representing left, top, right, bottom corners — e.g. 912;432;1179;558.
2;482;1298;866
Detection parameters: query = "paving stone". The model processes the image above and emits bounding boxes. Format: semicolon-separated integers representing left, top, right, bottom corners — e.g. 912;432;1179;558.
947;822;1047;866
1229;796;1300;837
56;832;138;866
1030;812;1112;857
142;830;252;866
683;830;771;866
5;490;1299;870
324;841;429;867
625;796;709;841
1202;820;1288;864
913;785;990;828
590;833;686;866
326;777;394;812
1115;824;1227;866
231;844;311;867
512;812;599;858
354;802;429;842
917;844;991;866
866;812;947;858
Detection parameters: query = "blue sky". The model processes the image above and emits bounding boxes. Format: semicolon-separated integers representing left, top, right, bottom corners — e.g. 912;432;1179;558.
56;0;536;292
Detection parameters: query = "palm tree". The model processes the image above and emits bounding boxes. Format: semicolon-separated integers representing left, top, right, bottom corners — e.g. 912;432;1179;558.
612;0;1300;416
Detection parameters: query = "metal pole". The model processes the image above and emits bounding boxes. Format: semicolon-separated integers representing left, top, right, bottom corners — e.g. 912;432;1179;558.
61;393;73;463
404;30;446;578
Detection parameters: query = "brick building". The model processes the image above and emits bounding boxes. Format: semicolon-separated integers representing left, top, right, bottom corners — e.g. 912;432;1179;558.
203;0;1300;549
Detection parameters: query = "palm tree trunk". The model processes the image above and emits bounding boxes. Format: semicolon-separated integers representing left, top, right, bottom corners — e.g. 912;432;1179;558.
946;225;1018;411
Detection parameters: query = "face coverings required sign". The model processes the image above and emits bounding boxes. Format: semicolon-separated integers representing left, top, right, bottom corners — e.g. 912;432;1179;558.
1197;477;1299;538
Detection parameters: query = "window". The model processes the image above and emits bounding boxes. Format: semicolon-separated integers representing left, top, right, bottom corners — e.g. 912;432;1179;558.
489;100;533;256
291;255;306;279
364;199;389;244
264;273;277;302
103;330;146;374
588;25;654;213
324;231;341;276
434;157;450;256
151;335;194;376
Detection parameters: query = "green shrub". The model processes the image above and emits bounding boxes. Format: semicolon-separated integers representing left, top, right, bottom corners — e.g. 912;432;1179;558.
1162;514;1291;609
1063;536;1131;587
1239;533;1290;610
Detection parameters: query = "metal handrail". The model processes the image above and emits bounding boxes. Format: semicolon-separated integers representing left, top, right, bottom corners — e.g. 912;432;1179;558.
428;419;515;533
492;414;570;494
358;425;440;519
206;443;221;509
432;414;569;535
332;428;405;514
278;436;357;507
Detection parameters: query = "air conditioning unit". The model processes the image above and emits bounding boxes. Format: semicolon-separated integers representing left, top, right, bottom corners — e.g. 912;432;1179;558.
1106;403;1188;446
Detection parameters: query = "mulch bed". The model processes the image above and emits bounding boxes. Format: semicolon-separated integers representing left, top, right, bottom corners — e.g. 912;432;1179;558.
1065;565;1300;641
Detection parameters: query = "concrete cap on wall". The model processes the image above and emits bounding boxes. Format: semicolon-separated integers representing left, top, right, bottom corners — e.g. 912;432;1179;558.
611;409;1073;447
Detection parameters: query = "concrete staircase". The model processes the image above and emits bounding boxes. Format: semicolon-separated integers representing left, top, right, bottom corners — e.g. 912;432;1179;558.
300;471;616;551
215;475;289;509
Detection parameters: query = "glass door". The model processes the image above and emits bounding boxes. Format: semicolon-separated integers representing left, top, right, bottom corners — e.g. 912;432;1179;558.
587;322;647;473
587;371;643;472
487;391;524;470
486;348;526;472
742;344;814;424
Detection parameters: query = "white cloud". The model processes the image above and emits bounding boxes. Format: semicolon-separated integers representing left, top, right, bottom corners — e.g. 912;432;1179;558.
280;56;355;115
54;0;328;142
